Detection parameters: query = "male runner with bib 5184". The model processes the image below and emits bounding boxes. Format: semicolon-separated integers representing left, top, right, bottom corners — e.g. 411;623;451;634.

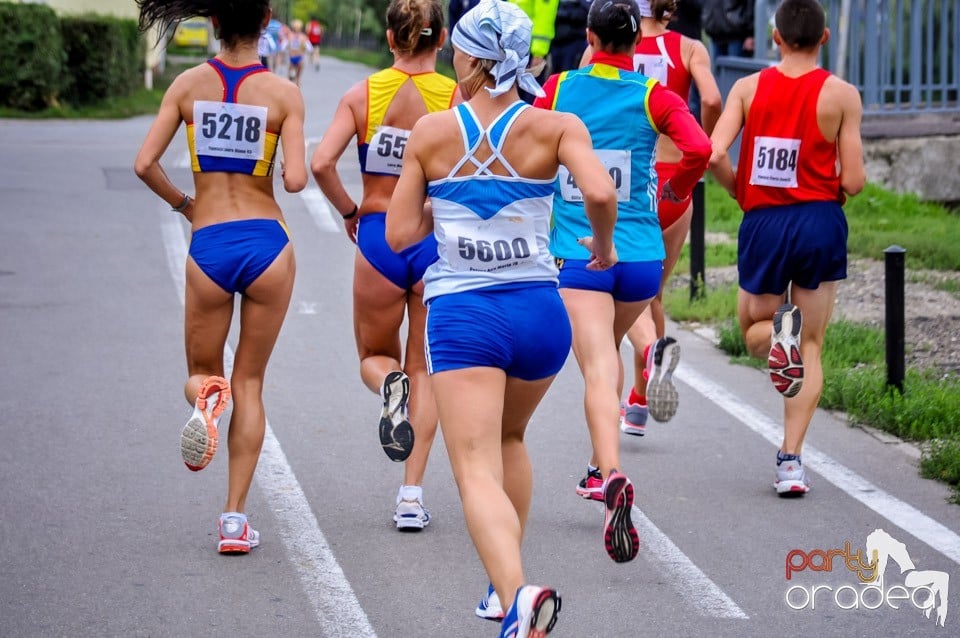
708;0;865;496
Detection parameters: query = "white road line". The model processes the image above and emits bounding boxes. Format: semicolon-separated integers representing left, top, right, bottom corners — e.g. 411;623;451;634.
160;211;377;637
301;187;341;233
631;506;749;619
676;364;960;567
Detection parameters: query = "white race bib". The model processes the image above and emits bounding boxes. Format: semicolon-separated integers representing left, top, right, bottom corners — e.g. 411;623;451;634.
633;53;668;84
445;216;539;273
559;149;632;203
750;136;801;188
193;101;267;160
366;126;411;175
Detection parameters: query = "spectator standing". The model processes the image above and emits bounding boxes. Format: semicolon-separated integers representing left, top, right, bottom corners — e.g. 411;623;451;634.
550;0;591;72
702;0;754;60
448;0;481;30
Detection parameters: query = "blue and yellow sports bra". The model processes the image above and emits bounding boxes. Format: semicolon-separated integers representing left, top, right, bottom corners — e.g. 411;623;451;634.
186;58;278;177
358;67;457;176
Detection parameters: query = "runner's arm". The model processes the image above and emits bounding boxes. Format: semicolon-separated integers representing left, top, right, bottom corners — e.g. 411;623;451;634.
386;122;433;252
557;114;618;270
687;39;722;135
708;76;750;197
648;83;711;199
134;75;193;217
311;88;361;216
279;84;307;192
836;81;866;196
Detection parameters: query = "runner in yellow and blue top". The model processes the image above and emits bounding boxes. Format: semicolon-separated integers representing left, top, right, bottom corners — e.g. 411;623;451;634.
134;0;307;554
311;0;460;531
533;0;711;563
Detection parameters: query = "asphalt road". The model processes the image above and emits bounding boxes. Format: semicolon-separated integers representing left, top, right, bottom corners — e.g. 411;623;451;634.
1;56;958;638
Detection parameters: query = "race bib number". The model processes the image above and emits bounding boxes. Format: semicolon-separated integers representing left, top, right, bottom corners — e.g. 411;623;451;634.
633;53;668;84
750;136;801;188
366;126;411;175
445;216;540;273
193;101;267;160
559;149;631;203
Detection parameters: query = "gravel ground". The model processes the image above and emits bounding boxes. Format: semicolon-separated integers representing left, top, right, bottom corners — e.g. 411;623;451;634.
672;258;960;375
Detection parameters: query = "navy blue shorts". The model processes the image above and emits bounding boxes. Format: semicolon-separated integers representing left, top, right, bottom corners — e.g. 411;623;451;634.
357;212;438;289
425;282;571;381
738;201;848;295
189;218;290;294
557;259;662;302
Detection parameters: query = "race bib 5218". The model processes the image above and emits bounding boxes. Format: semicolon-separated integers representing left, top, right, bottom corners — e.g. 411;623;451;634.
193;101;267;160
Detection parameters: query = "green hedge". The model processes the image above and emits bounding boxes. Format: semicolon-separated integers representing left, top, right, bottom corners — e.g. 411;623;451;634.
0;2;64;110
0;3;143;111
60;15;143;106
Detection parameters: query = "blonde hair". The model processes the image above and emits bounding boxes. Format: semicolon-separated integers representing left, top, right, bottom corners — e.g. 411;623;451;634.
387;0;443;56
291;18;303;31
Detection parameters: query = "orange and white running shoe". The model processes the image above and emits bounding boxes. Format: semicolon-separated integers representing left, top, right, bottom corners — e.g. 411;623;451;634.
180;375;231;471
218;512;260;554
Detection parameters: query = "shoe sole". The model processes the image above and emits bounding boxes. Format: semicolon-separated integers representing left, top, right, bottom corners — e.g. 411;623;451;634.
775;479;811;496
379;371;414;462
394;515;429;531
218;539;252;554
619;423;646;436
603;475;640;563
769;304;804;398
527;588;561;637
647;338;680;423
180;376;231;471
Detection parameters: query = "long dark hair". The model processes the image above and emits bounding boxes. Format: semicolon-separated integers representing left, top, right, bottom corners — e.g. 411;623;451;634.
136;0;270;48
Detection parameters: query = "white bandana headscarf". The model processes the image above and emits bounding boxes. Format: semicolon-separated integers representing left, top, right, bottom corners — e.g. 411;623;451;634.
451;0;545;98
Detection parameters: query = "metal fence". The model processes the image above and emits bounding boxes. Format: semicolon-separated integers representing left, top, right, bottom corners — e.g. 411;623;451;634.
749;0;960;114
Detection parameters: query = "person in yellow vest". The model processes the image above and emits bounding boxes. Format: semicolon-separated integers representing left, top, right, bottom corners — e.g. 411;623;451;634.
506;0;560;102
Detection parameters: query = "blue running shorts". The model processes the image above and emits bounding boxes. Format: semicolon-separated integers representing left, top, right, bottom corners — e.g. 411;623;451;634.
189;218;290;294
738;201;848;295
557;259;662;302
425;282;572;381
357;212;438;290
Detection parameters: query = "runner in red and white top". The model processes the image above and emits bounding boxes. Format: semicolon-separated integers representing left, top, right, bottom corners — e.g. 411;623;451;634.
709;0;865;496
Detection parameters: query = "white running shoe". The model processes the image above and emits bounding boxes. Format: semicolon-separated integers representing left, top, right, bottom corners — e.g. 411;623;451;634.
475;583;504;621
379;371;414;462
180;376;231;471
499;585;561;638
769;304;804;398
646;337;680;422
393;485;430;531
218;512;260;554
775;452;810;496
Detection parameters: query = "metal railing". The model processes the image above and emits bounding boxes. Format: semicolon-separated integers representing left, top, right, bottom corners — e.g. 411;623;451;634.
749;0;960;115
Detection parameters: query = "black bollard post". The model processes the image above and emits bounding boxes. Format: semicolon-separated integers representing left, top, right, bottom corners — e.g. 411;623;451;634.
884;245;906;393
689;180;706;301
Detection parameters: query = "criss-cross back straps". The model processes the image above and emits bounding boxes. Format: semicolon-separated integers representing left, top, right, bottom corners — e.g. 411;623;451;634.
447;101;529;179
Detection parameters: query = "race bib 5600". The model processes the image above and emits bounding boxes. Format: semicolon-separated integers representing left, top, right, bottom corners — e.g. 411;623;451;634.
445;216;540;274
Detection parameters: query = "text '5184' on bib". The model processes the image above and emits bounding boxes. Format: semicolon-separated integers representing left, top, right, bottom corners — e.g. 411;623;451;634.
750;136;801;188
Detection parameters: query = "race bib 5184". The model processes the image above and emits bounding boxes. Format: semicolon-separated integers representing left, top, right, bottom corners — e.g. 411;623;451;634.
750;136;801;188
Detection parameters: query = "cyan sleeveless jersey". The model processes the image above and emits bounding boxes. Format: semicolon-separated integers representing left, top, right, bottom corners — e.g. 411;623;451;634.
423;102;558;302
549;64;664;262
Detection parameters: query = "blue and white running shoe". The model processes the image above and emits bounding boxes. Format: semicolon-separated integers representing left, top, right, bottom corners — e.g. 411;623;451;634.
499;585;561;638
475;582;504;621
